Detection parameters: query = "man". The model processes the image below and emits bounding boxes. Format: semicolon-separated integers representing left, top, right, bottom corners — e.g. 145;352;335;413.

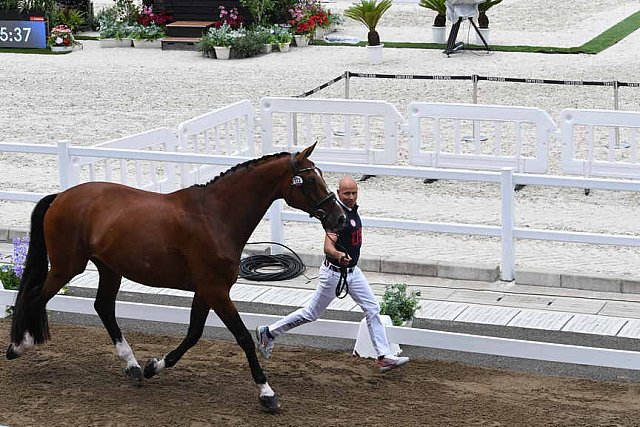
256;176;409;372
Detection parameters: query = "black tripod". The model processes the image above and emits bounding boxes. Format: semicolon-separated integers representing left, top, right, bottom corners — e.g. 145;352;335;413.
444;16;489;57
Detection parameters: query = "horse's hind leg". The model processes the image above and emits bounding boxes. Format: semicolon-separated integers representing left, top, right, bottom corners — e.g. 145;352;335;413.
7;265;79;359
143;294;209;379
208;293;279;414
92;260;143;383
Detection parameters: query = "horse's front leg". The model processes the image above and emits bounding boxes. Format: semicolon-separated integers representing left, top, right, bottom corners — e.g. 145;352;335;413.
143;295;209;379
209;294;279;414
93;262;144;383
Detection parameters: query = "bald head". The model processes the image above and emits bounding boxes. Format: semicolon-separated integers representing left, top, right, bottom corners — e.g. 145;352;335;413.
337;176;358;208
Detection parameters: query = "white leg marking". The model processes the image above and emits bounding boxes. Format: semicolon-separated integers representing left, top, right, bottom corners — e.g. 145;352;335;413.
154;358;166;373
115;337;140;369
259;382;275;398
12;332;35;356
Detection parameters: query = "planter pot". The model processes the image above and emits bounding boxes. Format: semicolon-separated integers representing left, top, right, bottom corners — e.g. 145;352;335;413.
293;34;310;47
352;316;402;359
475;28;490;45
261;43;272;54
133;39;162;48
366;43;383;65
277;42;290;52
432;25;446;44
313;27;325;40
213;46;231;59
50;45;73;53
100;38;132;48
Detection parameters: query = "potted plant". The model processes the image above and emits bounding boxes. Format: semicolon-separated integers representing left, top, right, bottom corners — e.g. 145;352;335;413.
418;0;446;44
97;1;138;47
130;23;165;48
48;23;78;52
253;25;275;54
273;25;292;52
343;0;392;65
131;4;171;48
380;283;421;326
199;24;235;59
477;0;503;44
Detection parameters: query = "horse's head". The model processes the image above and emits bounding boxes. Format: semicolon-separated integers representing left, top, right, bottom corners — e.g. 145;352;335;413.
285;143;345;233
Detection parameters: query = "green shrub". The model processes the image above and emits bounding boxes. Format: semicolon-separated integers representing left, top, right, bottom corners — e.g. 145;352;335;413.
129;22;165;40
50;6;86;32
231;30;263;58
380;283;421;326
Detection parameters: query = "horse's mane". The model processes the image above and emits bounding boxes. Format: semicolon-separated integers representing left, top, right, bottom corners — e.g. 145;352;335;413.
192;151;290;189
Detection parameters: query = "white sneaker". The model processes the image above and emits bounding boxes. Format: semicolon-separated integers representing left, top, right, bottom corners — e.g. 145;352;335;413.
377;355;409;372
255;326;274;359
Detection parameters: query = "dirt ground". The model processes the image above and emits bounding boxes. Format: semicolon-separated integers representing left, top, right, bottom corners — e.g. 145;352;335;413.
1;320;639;427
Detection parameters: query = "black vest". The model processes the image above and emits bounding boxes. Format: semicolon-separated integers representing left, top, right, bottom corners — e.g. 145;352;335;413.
327;203;362;268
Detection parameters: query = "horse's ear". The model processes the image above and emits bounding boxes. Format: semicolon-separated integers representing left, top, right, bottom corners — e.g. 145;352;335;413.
293;142;317;167
300;142;317;159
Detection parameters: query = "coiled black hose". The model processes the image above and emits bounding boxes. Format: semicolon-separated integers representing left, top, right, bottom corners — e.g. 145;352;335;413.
239;242;306;281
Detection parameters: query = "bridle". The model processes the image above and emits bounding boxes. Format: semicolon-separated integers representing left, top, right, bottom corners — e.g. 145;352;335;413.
289;153;337;221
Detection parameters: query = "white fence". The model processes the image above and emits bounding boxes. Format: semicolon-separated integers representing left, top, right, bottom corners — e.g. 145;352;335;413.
3;98;640;281
260;97;402;165
407;102;556;173
560;108;640;179
3;141;640;281
1;289;639;372
6;98;637;192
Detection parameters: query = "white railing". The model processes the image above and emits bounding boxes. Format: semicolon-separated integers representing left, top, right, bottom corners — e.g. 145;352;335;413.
177;100;256;186
407;103;556;173
0;289;638;372
560;109;640;179
69;128;181;193
260;97;403;165
4;141;639;281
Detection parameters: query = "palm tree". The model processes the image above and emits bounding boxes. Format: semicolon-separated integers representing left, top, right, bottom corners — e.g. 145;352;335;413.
343;0;392;46
418;0;446;27
478;0;503;29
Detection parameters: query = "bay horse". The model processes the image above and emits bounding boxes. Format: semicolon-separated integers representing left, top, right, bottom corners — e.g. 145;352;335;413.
5;143;345;413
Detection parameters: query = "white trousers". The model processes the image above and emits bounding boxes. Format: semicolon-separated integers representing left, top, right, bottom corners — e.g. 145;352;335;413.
267;264;392;357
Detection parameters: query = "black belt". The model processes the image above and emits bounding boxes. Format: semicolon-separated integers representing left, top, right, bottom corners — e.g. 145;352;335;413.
324;259;354;273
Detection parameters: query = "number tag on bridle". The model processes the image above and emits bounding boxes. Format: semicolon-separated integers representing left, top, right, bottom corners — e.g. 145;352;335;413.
292;176;303;187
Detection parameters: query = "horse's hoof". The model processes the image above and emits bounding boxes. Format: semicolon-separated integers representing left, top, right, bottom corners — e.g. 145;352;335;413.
143;358;159;379
126;365;144;385
6;344;19;360
259;395;280;414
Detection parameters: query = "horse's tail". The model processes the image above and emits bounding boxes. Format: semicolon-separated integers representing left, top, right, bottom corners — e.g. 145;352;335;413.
10;193;57;345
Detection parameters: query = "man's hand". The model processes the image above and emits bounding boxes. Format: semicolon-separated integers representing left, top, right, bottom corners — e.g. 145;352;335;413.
338;253;352;266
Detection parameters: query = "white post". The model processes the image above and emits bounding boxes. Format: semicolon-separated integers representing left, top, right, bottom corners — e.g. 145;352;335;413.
57;140;72;191
269;199;284;255
500;167;515;281
613;81;621;148
344;71;350;99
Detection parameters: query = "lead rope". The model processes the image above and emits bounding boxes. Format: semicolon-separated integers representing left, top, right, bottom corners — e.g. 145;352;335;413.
327;233;350;299
336;266;349;299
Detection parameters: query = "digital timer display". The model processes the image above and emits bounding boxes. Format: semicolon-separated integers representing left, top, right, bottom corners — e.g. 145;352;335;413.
0;20;47;49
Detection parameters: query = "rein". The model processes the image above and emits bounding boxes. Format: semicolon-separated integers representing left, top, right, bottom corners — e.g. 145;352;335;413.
290;152;349;298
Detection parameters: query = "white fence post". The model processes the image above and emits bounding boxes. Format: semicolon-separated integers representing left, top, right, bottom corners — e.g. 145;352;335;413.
57;140;72;191
500;167;515;281
269;199;284;255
